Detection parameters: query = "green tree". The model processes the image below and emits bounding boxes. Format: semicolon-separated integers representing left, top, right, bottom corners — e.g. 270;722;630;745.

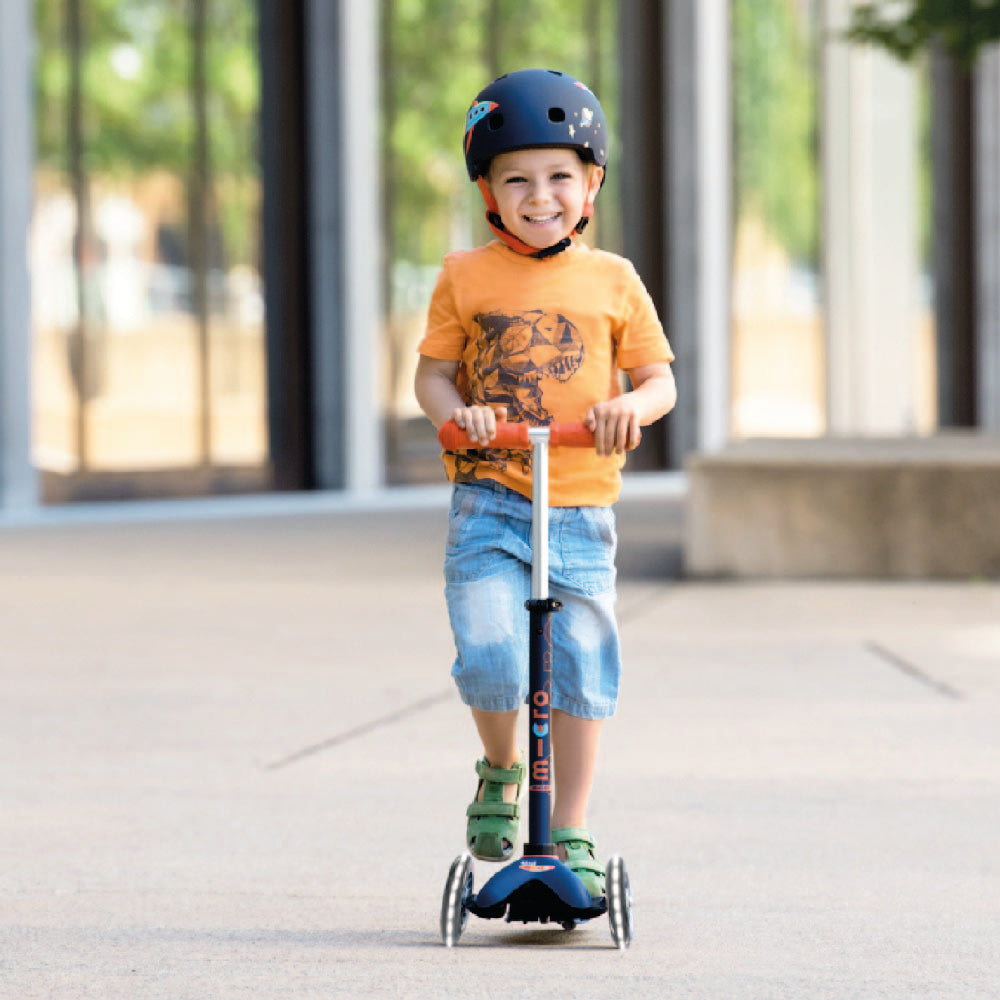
846;0;1000;66
34;0;259;264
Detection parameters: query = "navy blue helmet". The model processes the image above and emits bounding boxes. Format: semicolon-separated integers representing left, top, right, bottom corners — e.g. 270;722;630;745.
463;68;609;181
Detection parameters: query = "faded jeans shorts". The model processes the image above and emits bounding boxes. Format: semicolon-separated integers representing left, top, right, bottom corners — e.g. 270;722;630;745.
444;480;621;720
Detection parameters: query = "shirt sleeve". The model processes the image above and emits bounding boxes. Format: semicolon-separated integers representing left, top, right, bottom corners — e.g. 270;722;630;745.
616;260;674;370
417;256;468;361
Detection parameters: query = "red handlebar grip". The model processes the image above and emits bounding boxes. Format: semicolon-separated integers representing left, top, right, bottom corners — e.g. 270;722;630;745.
438;420;595;450
548;423;596;448
438;421;529;450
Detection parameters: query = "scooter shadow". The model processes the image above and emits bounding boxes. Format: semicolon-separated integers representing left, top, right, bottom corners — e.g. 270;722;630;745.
424;925;615;951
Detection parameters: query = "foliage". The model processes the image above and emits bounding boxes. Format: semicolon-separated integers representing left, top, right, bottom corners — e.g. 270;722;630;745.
732;0;819;265
34;0;260;265
36;0;257;174
846;0;1000;66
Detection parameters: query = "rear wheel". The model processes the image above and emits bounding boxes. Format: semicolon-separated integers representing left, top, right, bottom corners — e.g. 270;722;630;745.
440;852;474;947
606;854;633;950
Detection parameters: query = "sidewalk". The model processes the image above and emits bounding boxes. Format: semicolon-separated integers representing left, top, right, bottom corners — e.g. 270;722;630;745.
1;491;998;999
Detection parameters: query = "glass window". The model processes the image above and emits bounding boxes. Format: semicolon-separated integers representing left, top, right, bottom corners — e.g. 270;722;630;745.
731;0;937;439
730;0;823;437
31;0;267;500
380;0;622;484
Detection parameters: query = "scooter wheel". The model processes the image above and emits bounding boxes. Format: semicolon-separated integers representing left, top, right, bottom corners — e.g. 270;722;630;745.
440;851;474;947
606;854;633;950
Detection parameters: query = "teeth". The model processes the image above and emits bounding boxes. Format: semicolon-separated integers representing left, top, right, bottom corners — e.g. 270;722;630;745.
526;214;559;224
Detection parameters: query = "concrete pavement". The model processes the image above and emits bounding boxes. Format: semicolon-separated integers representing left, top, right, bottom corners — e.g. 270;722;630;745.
1;488;998;998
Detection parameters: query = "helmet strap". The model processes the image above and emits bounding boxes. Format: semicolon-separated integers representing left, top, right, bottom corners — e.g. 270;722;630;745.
476;177;592;260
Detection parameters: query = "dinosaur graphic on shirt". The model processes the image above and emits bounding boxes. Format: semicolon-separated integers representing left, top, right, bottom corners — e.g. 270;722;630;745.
453;309;585;482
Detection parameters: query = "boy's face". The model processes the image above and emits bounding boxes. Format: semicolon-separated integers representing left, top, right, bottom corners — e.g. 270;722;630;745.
486;148;604;250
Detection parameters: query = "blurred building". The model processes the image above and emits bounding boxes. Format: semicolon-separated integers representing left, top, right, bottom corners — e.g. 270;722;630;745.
1;1;998;514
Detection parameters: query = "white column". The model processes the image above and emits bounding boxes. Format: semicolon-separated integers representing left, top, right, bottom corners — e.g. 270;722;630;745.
665;0;731;456
695;0;732;452
977;45;1000;430
0;0;38;511
823;0;920;434
306;0;383;492
339;0;383;492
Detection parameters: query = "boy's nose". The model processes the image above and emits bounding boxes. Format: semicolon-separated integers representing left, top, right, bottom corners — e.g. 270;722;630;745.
527;180;549;202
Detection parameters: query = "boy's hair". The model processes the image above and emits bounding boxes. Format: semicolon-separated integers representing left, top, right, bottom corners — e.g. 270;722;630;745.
464;68;609;259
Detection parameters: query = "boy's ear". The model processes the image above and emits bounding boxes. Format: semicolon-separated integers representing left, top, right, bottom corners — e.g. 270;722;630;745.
587;165;605;201
584;165;604;213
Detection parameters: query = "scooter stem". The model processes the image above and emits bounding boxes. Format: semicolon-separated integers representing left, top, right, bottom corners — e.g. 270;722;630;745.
528;427;550;602
525;427;559;856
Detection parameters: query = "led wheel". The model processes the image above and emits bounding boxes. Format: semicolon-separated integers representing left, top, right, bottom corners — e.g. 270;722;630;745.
606;854;633;950
440;852;474;947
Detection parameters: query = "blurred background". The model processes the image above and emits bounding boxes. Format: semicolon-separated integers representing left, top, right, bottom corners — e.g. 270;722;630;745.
1;0;998;509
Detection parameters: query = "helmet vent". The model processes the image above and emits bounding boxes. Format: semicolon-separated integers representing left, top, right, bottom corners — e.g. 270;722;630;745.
488;111;504;131
548;107;566;123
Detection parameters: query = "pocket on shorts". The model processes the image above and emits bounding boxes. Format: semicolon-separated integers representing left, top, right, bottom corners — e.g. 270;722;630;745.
553;505;617;596
445;485;502;583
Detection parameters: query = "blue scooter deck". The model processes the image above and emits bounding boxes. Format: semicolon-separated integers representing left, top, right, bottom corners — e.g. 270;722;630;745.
468;855;607;924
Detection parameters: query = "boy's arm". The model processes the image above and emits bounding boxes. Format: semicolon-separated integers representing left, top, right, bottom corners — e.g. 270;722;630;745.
414;355;506;443
585;362;677;457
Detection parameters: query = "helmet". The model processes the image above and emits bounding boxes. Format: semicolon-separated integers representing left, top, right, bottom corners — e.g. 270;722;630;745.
464;68;609;182
464;69;609;259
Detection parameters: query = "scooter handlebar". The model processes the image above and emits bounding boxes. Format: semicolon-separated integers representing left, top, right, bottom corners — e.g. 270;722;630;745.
438;420;595;451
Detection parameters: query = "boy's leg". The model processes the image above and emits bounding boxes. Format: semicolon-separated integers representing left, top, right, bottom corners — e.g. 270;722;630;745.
551;709;607;895
551;710;603;829
471;707;520;773
467;708;524;859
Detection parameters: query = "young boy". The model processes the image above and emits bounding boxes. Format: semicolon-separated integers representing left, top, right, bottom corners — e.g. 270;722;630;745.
414;68;676;897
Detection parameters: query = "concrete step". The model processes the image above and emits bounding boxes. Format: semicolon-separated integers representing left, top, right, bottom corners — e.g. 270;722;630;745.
684;433;1000;578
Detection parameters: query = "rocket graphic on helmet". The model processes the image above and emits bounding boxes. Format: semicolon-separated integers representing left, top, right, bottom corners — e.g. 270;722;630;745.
465;101;500;154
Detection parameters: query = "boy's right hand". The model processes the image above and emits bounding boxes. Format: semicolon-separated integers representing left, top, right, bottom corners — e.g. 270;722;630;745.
451;406;507;445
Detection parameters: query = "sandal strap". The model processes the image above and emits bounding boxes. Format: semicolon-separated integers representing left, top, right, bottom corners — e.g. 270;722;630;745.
552;826;595;849
553;826;605;880
567;857;605;877
467;800;520;819
475;758;526;785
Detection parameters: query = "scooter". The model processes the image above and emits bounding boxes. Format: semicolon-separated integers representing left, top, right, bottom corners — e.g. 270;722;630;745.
437;419;634;950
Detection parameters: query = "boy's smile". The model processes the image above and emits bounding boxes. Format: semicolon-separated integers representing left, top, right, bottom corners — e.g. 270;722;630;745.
487;148;603;250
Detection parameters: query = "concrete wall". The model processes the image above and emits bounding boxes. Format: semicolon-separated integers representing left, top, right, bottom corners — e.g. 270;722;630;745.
686;436;1000;579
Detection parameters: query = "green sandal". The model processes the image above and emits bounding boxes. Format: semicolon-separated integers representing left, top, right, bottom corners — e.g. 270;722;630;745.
553;826;606;898
466;756;525;861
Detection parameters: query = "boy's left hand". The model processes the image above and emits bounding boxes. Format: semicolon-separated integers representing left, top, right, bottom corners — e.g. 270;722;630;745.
585;399;642;456
585;362;676;456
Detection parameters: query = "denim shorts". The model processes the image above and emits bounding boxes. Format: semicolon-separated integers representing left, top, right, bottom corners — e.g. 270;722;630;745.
444;480;621;720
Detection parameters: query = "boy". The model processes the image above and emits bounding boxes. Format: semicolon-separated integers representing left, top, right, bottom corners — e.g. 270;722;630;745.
415;68;676;896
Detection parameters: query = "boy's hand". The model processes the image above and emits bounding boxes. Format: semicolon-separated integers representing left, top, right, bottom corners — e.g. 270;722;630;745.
451;405;508;445
585;363;675;456
585;399;642;456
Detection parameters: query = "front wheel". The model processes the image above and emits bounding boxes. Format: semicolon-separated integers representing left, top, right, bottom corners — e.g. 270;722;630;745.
440;852;474;947
606;854;633;950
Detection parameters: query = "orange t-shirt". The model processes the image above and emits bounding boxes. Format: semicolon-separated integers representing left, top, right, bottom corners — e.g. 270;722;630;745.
418;241;674;506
